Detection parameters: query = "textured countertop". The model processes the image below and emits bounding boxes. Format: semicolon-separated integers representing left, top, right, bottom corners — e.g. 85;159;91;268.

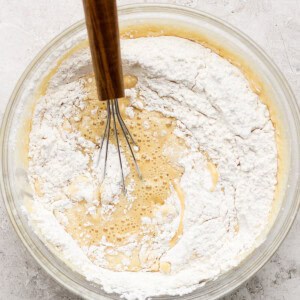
0;1;299;299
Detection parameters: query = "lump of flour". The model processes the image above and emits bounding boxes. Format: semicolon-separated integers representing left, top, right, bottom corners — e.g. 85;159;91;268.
26;36;277;299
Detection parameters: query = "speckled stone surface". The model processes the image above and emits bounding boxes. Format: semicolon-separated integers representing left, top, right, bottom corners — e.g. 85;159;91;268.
0;1;299;299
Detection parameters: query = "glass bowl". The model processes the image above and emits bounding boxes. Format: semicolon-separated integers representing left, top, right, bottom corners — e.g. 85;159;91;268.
1;4;299;300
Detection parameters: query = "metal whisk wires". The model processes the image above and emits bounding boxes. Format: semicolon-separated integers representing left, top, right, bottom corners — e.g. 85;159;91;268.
97;99;142;191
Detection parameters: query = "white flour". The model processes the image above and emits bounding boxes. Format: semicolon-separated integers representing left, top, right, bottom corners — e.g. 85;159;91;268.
26;36;277;299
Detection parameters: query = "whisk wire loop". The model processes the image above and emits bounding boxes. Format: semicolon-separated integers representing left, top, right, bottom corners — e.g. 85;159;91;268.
114;99;142;179
97;99;141;192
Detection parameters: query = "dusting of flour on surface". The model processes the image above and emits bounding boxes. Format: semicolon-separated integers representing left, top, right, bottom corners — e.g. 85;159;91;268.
26;36;277;299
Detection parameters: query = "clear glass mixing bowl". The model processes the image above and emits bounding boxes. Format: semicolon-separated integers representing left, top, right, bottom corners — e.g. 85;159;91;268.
1;4;299;300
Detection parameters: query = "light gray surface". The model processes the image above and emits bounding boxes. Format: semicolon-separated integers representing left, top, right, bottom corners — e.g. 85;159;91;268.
0;0;299;299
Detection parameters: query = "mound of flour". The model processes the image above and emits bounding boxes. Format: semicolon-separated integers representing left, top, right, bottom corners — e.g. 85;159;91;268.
26;36;277;299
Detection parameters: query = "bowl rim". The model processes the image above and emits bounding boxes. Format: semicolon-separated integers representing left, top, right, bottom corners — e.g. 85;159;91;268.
1;3;300;300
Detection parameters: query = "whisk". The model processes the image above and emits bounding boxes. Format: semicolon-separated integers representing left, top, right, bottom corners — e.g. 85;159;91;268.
82;0;141;190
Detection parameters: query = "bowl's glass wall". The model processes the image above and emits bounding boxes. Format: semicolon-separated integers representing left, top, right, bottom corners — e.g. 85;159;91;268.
1;5;299;300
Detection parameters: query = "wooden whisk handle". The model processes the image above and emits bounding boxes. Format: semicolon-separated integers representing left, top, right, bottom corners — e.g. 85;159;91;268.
82;0;124;101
